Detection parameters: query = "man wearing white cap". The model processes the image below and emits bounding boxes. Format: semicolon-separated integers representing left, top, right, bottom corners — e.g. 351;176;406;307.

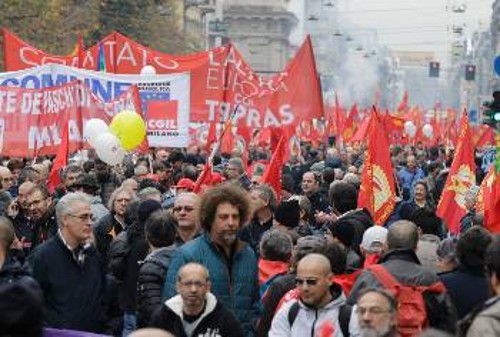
360;226;388;268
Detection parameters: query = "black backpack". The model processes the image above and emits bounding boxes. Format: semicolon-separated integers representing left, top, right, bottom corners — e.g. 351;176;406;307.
287;301;352;337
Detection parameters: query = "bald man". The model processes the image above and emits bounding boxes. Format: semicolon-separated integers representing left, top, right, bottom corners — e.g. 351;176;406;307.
172;192;201;246
269;253;359;337
149;263;244;337
0;166;14;194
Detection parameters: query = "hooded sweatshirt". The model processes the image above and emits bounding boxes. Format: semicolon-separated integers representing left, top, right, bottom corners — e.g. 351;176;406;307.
149;292;245;337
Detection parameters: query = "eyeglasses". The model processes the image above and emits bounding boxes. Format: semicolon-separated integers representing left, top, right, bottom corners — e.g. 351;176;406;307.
178;280;207;288
68;214;93;221
27;199;44;208
173;206;195;213
295;278;320;286
2;177;14;182
356;307;392;316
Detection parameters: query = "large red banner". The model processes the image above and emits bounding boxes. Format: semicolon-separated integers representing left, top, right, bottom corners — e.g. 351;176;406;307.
0;80;141;157
3;29;323;127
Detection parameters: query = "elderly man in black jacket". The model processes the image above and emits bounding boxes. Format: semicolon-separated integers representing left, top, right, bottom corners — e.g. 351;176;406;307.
30;192;107;333
348;220;458;334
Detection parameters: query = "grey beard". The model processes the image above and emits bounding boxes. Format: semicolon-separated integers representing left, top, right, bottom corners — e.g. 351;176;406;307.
360;324;392;337
223;233;237;244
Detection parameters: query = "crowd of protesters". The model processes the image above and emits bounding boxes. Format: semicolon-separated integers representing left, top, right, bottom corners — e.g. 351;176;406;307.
0;141;499;337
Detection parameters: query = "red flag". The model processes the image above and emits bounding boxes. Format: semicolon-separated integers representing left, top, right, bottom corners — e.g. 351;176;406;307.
479;161;500;233
436;114;476;234
47;122;70;194
333;94;345;135
262;134;286;199
397;91;409;113
357;109;396;225
485;172;500;233
474;125;495;147
270;35;324;121
342;104;358;143
205;120;217;154
220;125;235;155
351;114;371;143
236;120;252;171
193;162;213;194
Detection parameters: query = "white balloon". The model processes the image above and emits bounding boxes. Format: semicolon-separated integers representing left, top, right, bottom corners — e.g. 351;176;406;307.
140;65;157;75
84;119;109;147
422;124;433;139
404;121;417;138
93;133;126;166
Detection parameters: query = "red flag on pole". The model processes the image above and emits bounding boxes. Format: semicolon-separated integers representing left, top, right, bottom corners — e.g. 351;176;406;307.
478;166;500;232
47;122;70;194
193;162;213;194
397;91;409;114
436;114;476;234
261;133;286;199
205;119;217;154
342;103;358;143
357;108;396;225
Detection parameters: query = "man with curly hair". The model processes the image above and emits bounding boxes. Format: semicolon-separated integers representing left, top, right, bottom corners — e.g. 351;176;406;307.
162;184;259;336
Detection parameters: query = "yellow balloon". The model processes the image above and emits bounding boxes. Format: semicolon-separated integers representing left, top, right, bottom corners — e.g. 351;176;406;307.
109;110;146;151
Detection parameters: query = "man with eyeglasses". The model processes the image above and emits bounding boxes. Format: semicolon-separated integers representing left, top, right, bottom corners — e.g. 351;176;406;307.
150;263;244;336
26;184;58;249
30;192;106;333
172;192;201;246
269;253;360;337
356;288;398;337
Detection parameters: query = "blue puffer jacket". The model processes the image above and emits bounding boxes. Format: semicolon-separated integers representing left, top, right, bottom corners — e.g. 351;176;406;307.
162;233;259;336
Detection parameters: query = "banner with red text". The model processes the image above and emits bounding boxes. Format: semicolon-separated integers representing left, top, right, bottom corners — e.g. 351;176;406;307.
0;63;191;148
0;81;141;157
3;29;323;128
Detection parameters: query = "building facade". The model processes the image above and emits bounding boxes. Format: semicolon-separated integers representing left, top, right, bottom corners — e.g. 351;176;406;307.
223;0;297;73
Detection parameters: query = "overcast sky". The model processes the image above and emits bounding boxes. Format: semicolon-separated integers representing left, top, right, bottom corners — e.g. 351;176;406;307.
289;0;494;64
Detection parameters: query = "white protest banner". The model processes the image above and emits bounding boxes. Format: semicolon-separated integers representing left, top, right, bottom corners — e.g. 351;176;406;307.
0;64;191;148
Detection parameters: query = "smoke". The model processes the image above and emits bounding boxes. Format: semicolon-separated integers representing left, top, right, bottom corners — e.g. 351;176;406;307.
335;52;379;107
287;0;305;46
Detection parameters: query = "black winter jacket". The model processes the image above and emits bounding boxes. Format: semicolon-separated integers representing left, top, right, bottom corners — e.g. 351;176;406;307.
149;292;245;337
94;213;125;265
0;255;41;297
30;234;107;332
136;245;176;328
334;208;374;256
108;223;149;313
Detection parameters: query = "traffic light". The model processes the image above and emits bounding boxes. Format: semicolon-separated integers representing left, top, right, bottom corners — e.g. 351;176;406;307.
429;61;440;78
482;91;500;128
465;65;476;81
